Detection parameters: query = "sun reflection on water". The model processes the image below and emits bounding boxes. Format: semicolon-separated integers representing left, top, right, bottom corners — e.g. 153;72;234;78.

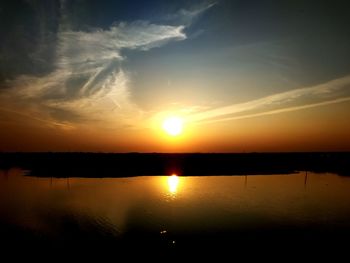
167;174;179;195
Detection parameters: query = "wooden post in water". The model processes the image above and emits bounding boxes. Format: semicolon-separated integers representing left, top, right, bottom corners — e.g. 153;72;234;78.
304;171;308;188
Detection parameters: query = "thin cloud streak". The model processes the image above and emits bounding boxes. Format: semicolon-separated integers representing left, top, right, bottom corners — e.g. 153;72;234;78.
197;97;350;124
165;1;217;25
187;75;350;123
0;107;74;129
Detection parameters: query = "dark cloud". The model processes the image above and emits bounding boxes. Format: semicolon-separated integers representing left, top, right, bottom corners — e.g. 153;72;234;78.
0;0;59;85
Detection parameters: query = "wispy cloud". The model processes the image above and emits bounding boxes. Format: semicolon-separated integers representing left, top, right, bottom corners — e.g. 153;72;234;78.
0;106;74;130
186;75;350;123
164;1;217;26
0;1;221;131
1;20;186;129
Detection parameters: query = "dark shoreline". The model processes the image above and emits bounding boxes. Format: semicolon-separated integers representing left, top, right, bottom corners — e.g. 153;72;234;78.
0;152;349;177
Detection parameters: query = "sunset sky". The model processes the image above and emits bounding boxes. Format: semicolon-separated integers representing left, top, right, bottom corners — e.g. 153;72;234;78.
0;0;349;152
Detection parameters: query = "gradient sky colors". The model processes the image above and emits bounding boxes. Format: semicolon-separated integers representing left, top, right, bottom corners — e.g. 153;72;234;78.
0;0;349;152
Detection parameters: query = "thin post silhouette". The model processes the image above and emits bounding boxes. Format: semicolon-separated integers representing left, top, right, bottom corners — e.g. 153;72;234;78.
304;171;308;188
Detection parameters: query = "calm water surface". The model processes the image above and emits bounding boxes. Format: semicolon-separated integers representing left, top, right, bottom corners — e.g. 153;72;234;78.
1;169;350;258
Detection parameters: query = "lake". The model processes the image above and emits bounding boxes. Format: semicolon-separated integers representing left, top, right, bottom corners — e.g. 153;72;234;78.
1;169;350;260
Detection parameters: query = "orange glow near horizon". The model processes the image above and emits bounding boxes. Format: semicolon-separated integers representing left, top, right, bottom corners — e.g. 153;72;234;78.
0;100;349;152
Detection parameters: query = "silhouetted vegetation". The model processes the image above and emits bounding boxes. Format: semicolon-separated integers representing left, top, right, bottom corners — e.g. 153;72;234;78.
0;152;349;177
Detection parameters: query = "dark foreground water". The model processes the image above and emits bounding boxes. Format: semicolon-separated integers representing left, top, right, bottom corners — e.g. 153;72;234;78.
1;169;350;260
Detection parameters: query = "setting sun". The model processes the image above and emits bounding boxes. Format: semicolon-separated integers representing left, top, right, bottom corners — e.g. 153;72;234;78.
162;117;183;136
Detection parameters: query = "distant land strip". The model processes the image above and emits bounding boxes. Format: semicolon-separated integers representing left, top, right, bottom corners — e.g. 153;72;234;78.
0;152;349;177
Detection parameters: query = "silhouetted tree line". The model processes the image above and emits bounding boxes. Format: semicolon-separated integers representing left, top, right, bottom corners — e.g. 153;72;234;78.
0;152;349;177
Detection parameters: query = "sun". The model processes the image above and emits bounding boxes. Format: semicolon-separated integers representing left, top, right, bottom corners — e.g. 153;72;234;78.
162;116;183;136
